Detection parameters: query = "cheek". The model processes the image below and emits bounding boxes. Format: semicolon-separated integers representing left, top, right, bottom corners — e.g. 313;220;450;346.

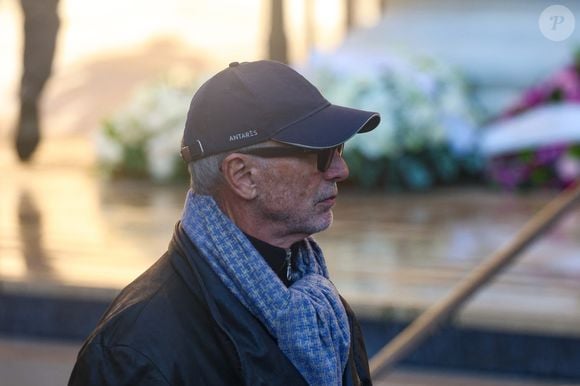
265;161;318;203
286;165;318;199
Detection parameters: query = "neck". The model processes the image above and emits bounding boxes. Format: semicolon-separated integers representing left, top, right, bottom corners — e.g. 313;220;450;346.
241;226;306;249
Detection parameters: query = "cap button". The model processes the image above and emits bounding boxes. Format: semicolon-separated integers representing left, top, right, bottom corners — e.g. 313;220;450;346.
229;61;239;68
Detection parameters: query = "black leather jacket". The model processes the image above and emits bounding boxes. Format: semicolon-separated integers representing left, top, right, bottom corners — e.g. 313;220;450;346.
69;224;372;385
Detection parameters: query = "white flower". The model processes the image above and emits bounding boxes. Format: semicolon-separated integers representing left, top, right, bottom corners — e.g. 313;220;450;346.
94;129;123;166
303;50;478;159
94;75;199;180
146;127;183;182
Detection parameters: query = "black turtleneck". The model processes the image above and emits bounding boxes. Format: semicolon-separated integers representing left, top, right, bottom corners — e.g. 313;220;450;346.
244;233;299;287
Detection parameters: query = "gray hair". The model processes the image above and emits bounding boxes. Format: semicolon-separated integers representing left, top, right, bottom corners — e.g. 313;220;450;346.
187;152;227;196
188;142;274;196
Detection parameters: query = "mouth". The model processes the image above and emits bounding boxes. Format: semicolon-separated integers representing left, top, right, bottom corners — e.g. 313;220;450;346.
318;194;337;206
317;184;339;207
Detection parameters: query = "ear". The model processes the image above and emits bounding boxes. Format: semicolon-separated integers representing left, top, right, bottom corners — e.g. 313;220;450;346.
221;154;258;200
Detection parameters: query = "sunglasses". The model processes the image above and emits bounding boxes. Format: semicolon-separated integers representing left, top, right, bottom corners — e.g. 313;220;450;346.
237;144;344;172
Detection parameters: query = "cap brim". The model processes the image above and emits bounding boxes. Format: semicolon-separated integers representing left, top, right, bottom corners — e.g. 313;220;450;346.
271;104;380;149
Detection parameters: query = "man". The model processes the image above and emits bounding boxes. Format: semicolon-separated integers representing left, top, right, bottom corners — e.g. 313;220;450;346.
15;0;60;161
69;60;380;385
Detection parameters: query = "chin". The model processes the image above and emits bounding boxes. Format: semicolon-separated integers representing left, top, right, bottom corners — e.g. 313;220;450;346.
309;211;334;234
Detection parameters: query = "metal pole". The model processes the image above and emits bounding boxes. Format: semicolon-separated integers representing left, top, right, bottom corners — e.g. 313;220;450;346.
379;0;388;14
370;182;580;378
345;0;355;32
304;0;315;55
268;0;288;63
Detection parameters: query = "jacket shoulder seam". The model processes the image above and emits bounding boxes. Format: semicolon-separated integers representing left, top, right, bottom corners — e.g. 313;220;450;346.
97;342;172;385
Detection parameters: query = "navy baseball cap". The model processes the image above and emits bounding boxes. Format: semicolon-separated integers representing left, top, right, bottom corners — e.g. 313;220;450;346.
180;60;380;162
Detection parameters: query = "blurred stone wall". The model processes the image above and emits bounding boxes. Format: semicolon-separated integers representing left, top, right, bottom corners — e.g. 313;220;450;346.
339;0;580;117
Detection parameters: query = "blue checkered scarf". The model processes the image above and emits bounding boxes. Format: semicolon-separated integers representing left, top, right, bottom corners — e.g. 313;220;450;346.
181;191;350;385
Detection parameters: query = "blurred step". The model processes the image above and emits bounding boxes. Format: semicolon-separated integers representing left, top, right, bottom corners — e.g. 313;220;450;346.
0;337;573;386
378;367;576;386
0;337;78;386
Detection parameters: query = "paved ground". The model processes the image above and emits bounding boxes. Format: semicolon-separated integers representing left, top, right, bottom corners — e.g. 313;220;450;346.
0;337;78;386
1;337;572;386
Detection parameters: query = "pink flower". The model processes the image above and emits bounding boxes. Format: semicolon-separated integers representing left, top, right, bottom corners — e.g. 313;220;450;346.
556;154;580;184
549;66;580;101
501;64;580;120
501;87;547;119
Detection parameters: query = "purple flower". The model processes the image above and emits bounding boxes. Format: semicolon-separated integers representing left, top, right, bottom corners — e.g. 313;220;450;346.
487;59;580;191
534;144;567;165
488;158;530;189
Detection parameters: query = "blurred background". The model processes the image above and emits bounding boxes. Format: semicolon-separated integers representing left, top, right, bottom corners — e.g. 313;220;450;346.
1;0;580;385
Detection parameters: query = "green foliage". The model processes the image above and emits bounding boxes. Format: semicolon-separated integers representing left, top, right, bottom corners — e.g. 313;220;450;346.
345;144;483;191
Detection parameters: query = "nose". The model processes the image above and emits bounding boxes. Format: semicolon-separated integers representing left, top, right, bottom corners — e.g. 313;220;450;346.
324;149;349;182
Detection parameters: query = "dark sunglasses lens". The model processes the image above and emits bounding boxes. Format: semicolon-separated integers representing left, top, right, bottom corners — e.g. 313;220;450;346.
318;145;344;172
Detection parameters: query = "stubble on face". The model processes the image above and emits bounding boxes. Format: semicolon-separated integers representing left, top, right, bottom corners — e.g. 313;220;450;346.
253;157;338;237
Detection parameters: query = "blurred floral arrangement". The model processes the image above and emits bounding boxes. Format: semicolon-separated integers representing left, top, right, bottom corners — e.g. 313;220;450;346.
94;76;197;182
482;50;580;190
96;55;485;190
304;52;483;190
